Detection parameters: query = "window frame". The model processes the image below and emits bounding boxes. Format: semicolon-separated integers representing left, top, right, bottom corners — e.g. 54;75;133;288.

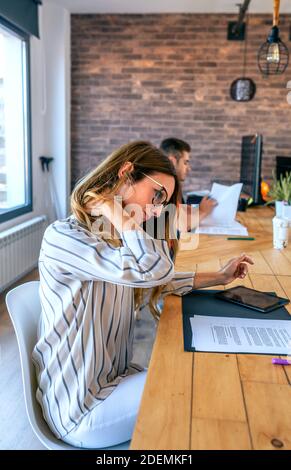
0;16;33;224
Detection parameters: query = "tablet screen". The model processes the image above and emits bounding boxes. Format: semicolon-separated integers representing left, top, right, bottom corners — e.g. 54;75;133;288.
218;286;282;310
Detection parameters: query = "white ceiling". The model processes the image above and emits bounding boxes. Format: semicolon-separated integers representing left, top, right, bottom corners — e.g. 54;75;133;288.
44;0;291;14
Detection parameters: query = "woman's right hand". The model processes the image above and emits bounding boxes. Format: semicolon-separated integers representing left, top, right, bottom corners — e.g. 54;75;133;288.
88;197;142;233
88;197;114;218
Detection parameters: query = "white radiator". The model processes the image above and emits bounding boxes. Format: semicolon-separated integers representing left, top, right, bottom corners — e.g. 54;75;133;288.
0;215;47;292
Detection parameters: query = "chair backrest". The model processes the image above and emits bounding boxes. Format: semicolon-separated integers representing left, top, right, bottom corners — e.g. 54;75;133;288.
5;281;73;450
6;281;130;451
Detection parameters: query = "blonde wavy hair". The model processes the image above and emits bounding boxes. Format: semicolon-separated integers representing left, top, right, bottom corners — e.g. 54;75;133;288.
71;141;181;320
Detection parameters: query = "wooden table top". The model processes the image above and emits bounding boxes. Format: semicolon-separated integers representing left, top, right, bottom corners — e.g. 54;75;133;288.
130;206;291;450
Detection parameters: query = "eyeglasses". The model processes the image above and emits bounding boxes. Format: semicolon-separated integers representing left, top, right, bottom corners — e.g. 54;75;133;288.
141;172;169;207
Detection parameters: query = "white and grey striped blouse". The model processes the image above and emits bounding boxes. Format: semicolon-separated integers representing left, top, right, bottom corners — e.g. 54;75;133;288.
32;216;195;439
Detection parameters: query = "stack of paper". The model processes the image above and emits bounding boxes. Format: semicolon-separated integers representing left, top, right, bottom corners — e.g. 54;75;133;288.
197;221;248;236
194;182;248;236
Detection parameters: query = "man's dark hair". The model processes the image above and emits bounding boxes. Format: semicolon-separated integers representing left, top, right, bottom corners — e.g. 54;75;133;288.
160;137;191;160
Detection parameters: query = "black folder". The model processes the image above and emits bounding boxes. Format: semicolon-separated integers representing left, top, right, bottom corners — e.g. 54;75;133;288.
182;289;291;353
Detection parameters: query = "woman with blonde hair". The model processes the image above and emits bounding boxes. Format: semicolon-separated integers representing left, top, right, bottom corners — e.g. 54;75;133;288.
32;141;253;448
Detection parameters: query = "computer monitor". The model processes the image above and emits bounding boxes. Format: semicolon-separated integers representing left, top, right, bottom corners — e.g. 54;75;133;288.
240;134;263;204
276;156;291;179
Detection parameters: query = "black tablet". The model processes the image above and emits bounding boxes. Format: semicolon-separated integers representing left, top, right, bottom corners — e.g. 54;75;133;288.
215;286;289;313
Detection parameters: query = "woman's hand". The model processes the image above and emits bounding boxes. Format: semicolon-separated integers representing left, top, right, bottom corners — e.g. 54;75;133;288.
87;196;142;233
219;253;254;285
88;197;116;219
192;253;254;290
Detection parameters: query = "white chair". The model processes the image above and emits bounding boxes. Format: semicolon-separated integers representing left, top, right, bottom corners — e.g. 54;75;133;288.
5;281;130;450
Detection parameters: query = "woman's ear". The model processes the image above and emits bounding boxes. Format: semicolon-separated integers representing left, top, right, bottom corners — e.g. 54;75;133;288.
118;161;134;179
117;161;135;201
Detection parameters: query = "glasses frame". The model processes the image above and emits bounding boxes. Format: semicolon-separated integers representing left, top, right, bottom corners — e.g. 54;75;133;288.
141;172;169;207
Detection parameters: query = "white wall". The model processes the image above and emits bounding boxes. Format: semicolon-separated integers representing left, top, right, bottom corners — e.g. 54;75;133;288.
41;2;71;222
0;1;71;232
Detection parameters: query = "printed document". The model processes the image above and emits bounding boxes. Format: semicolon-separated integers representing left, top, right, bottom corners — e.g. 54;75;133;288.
190;315;291;354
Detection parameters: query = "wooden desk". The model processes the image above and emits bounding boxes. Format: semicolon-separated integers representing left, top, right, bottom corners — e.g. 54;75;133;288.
130;207;291;450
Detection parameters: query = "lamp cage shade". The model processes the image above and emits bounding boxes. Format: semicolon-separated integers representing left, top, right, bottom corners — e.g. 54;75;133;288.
258;26;289;75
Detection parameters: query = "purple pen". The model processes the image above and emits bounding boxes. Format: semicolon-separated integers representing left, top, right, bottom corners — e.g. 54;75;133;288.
272;358;291;365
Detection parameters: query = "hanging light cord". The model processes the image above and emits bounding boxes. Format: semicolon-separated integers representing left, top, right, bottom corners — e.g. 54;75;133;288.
273;0;280;28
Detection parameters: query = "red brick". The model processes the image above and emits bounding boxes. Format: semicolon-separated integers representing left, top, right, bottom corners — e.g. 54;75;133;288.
71;14;291;191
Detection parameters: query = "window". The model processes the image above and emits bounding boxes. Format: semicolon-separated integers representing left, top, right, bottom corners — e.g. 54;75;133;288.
0;19;32;223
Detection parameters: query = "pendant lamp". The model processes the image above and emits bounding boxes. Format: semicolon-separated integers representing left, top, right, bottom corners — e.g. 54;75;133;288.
230;15;256;102
257;0;289;75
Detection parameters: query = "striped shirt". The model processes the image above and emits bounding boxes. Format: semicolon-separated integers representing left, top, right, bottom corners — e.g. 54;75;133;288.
32;216;195;439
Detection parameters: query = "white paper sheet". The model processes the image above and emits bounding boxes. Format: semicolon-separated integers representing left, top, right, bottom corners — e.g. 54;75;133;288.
190;315;291;354
202;182;243;226
193;182;248;236
196;220;248;236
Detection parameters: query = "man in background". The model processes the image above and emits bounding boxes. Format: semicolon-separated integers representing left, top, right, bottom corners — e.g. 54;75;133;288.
160;137;217;231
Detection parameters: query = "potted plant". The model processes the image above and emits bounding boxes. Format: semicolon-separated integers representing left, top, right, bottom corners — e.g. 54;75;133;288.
266;171;291;219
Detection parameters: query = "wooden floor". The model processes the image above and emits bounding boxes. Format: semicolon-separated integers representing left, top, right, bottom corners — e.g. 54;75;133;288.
0;269;156;450
0;269;45;450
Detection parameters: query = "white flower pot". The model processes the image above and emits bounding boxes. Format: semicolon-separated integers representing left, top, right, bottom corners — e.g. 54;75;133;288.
273;216;289;249
275;201;284;217
282;204;291;221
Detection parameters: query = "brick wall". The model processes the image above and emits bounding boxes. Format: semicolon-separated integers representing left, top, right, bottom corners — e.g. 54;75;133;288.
71;14;291;192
